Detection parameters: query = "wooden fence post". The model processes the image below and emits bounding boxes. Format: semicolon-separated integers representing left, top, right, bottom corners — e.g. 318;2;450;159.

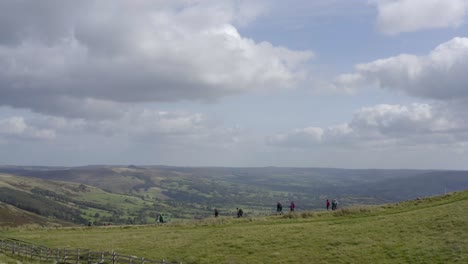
0;239;167;264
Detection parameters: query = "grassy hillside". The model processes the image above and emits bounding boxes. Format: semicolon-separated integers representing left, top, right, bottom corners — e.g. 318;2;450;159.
0;202;71;228
1;165;467;223
0;173;161;225
2;191;467;263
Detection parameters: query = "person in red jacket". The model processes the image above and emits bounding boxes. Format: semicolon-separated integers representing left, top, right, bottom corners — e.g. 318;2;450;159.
326;199;330;211
289;201;295;212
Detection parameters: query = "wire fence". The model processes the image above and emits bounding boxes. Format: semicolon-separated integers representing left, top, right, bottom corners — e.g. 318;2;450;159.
0;238;178;264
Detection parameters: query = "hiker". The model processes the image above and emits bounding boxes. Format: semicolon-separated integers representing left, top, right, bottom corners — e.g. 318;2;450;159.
157;214;164;223
214;208;219;217
326;199;330;211
276;202;283;215
289;201;295;212
237;208;243;218
331;199;338;211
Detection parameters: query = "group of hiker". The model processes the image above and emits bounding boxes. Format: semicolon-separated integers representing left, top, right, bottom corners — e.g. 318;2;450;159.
156;214;165;223
213;207;243;218
156;199;340;222
276;199;338;214
213;199;340;218
326;199;339;211
275;201;295;215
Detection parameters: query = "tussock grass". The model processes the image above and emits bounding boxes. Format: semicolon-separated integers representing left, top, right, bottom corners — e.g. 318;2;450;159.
331;206;372;217
281;211;317;219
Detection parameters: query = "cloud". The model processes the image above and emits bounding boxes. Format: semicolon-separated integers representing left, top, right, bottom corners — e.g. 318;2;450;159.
87;109;210;137
0;107;243;148
349;103;458;136
268;103;466;148
0;117;55;141
372;0;468;35
268;127;324;147
0;0;313;118
334;37;468;100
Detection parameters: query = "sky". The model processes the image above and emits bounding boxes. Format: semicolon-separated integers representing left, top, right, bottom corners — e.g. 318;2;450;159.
1;0;468;169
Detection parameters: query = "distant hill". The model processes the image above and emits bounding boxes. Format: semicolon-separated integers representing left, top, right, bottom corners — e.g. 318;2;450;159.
0;166;467;225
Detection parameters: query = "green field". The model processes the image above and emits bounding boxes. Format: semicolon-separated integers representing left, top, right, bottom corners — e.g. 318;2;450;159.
1;191;467;263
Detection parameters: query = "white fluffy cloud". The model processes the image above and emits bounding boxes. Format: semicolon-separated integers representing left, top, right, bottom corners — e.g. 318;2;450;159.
349;104;458;136
0;0;313;118
268;103;466;148
335;37;468;100
0;117;55;141
372;0;468;35
280;36;468;153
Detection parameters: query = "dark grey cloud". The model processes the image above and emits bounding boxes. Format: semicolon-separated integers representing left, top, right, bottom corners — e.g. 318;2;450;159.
0;0;85;45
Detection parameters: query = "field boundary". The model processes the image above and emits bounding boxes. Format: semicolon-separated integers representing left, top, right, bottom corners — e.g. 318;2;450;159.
0;237;177;264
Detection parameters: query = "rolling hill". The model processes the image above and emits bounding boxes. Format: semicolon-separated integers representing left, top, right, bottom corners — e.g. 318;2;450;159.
0;165;467;226
1;191;467;263
0;173;160;226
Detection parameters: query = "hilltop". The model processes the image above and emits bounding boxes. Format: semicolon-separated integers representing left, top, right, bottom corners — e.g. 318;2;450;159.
1;191;467;263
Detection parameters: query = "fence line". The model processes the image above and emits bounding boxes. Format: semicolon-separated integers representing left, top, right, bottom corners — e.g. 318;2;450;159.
0;238;177;264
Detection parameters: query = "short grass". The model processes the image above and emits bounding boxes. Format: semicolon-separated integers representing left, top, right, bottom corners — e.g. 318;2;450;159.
1;191;467;264
0;253;25;264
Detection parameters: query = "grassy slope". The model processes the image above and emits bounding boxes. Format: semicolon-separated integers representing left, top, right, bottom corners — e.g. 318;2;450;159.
2;191;467;264
0;202;71;228
0;173;156;224
2;166;468;221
